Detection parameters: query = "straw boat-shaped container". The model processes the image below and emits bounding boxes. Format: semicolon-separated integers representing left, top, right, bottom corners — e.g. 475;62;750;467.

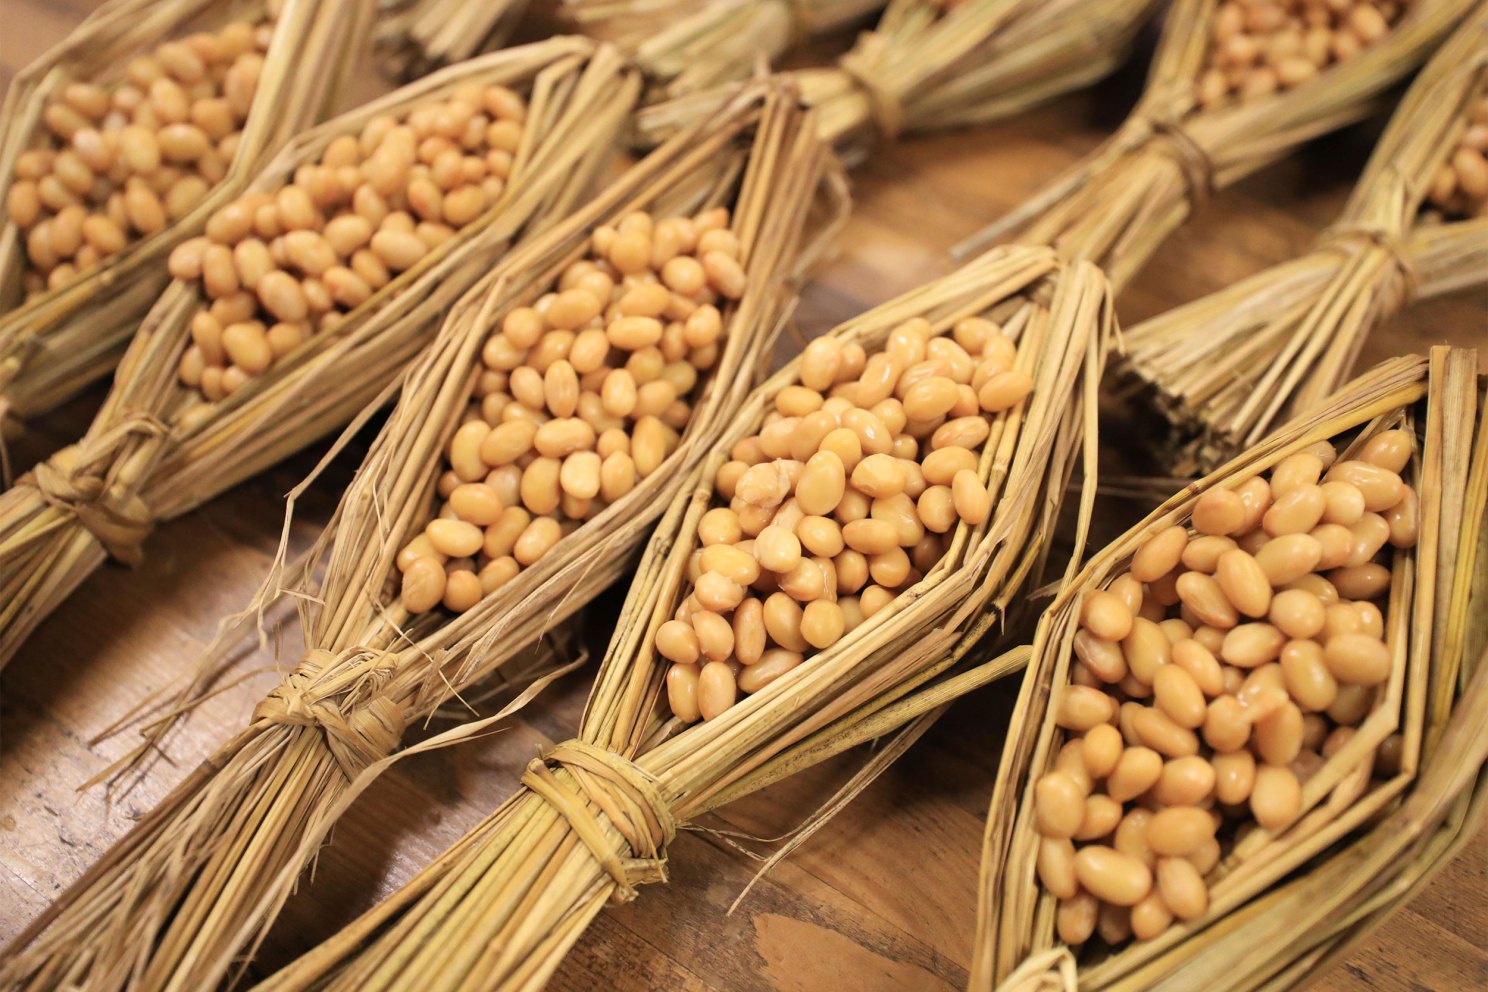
1119;13;1488;471
0;0;372;426
0;38;641;669
248;244;1116;992
971;346;1487;991
955;0;1482;289
635;0;1164;161
377;0;886;95
0;78;840;992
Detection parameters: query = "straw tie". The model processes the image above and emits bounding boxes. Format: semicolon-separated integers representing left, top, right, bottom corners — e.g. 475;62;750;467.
29;413;165;566
522;739;677;904
998;947;1079;992
1140;110;1215;212
252;647;406;778
839;33;907;141
1319;222;1420;313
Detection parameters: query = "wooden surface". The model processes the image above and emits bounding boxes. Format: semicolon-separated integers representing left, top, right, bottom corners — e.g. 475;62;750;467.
2;4;1486;991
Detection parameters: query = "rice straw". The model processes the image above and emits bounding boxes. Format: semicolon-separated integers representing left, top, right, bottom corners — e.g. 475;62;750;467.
970;346;1485;991
0;77;841;992
635;0;1165;162
376;0;887;94
1119;11;1488;471
250;244;1116;992
953;0;1481;291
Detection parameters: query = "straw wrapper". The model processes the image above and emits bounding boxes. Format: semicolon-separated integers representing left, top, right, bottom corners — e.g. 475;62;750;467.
636;0;1163;161
0;0;372;426
0;79;840;992
377;0;886;96
0;38;641;669
953;0;1481;290
1119;13;1488;471
971;346;1486;991
249;244;1116;992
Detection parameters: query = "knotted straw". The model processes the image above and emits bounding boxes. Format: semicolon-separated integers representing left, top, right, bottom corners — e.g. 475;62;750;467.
1119;13;1488;471
953;0;1481;290
0;38;641;671
520;741;677;902
251;648;406;778
26;412;164;563
971;347;1486;991
250;245;1116;992
635;0;1164;161
0;0;372;429
0;79;840;992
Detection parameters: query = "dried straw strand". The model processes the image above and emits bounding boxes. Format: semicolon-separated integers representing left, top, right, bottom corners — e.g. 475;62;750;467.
953;0;1481;290
1118;11;1488;471
0;38;641;670
0;78;839;992
0;0;374;426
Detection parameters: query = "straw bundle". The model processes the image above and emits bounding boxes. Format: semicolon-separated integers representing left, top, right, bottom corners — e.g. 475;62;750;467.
0;79;839;992
971;346;1486;992
954;0;1482;289
0;0;372;427
373;0;534;82
377;0;886;95
248;244;1115;992
0;38;641;670
1118;12;1488;472
594;0;884;103
635;0;1164;161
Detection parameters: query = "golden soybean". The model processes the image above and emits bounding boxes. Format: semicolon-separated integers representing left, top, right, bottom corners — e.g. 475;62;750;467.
1073;847;1152;907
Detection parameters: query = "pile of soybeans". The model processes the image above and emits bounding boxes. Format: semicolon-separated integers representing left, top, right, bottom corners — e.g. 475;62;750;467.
7;15;272;299
1030;428;1417;947
658;315;1037;723
168;82;529;401
397;207;747;615
1196;0;1410;108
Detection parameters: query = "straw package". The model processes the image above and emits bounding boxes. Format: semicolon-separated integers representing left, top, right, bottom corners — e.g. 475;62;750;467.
0;38;641;669
1119;12;1488;471
0;78;840;992
636;0;1165;161
971;346;1486;991
244;242;1116;992
377;0;887;98
956;0;1482;289
0;0;373;429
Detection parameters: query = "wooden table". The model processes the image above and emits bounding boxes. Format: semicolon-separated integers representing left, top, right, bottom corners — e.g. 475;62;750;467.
2;4;1485;990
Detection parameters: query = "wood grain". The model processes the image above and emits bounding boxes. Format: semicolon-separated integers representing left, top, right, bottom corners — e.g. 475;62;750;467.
1;4;1484;991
